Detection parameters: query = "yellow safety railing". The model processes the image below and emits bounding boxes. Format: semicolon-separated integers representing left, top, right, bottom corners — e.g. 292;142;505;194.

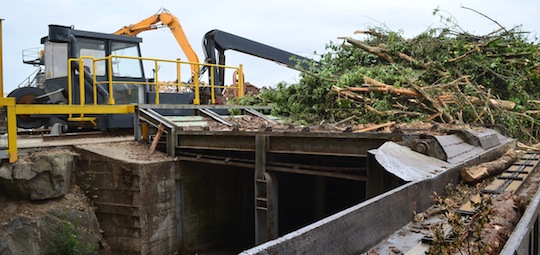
67;55;245;106
0;19;17;163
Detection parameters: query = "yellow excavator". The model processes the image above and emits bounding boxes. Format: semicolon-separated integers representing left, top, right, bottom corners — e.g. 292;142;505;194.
114;8;200;76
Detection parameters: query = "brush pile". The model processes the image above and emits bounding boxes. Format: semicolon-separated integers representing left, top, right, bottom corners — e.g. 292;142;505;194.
233;8;540;142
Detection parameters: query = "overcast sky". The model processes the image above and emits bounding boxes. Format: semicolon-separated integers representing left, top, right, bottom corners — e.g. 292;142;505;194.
1;0;539;93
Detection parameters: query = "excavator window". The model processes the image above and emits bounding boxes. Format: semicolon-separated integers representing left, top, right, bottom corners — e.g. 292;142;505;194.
44;42;68;79
110;42;142;78
77;38;106;76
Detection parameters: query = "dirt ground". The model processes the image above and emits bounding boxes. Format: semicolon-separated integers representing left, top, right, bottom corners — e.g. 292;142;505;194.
0;185;92;223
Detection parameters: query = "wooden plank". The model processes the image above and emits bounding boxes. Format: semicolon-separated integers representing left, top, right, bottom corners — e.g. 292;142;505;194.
150;124;164;153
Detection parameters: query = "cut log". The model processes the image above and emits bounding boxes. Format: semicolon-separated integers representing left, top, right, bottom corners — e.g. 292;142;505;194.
460;149;519;183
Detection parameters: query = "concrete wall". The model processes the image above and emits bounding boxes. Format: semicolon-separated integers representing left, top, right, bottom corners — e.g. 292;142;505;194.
139;159;177;254
77;146;257;254
76;147;178;255
241;167;460;254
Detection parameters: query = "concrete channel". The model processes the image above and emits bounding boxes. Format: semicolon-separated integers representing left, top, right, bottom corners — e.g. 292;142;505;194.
4;119;533;254
71;107;515;254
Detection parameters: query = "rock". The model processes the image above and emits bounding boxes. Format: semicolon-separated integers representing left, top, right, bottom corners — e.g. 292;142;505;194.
0;149;77;200
0;186;104;255
0;208;102;255
0;215;40;255
12;162;38;180
0;166;11;180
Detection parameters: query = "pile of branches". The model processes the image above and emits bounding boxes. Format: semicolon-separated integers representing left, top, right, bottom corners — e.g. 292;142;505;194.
233;7;540;142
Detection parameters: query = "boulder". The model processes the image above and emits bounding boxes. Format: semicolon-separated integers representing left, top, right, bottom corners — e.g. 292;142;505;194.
0;149;77;200
0;188;106;255
0;207;103;255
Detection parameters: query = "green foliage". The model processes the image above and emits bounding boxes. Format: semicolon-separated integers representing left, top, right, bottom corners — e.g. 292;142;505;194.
231;8;540;142
47;214;96;255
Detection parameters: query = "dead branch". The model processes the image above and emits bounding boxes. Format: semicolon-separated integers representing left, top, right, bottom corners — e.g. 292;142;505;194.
338;37;395;63
460;5;509;34
354;121;396;132
334;115;357;125
452;85;483;124
345;86;422;97
354;29;386;39
448;48;480;63
332;85;365;101
467;96;516;110
399;68;454;123
365;105;384;116
363;76;388;87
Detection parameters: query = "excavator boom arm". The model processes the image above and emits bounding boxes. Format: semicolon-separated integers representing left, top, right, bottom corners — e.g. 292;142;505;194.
202;29;317;86
114;9;200;75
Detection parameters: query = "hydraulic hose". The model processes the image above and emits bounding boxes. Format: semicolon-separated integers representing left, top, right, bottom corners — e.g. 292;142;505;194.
70;61;110;100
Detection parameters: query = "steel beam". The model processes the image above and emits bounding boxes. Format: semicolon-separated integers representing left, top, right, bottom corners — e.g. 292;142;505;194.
174;153;367;181
245;108;279;125
176;133;392;157
198;108;234;127
255;135;278;244
14;104;135;114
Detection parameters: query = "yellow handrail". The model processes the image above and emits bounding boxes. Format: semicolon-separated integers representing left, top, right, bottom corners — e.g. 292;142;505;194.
0;19;4;99
0;49;246;163
193;64;200;104
68;55;242;106
238;64;244;97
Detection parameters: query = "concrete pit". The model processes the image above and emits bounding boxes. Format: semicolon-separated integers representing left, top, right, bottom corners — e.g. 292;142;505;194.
0;124;526;255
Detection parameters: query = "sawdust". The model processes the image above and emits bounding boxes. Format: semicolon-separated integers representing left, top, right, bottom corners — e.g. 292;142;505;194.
223;82;260;100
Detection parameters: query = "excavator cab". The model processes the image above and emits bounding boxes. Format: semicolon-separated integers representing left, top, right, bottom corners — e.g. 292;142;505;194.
41;25;145;105
12;25;194;129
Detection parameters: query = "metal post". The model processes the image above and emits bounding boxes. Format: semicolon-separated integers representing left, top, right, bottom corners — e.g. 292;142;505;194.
107;56;115;104
238;64;244;97
166;128;176;157
0;19;4;98
176;58;181;92
154;60;160;105
255;135;278;244
133;106;141;141
193;64;200;105
210;66;215;104
0;20;14;162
